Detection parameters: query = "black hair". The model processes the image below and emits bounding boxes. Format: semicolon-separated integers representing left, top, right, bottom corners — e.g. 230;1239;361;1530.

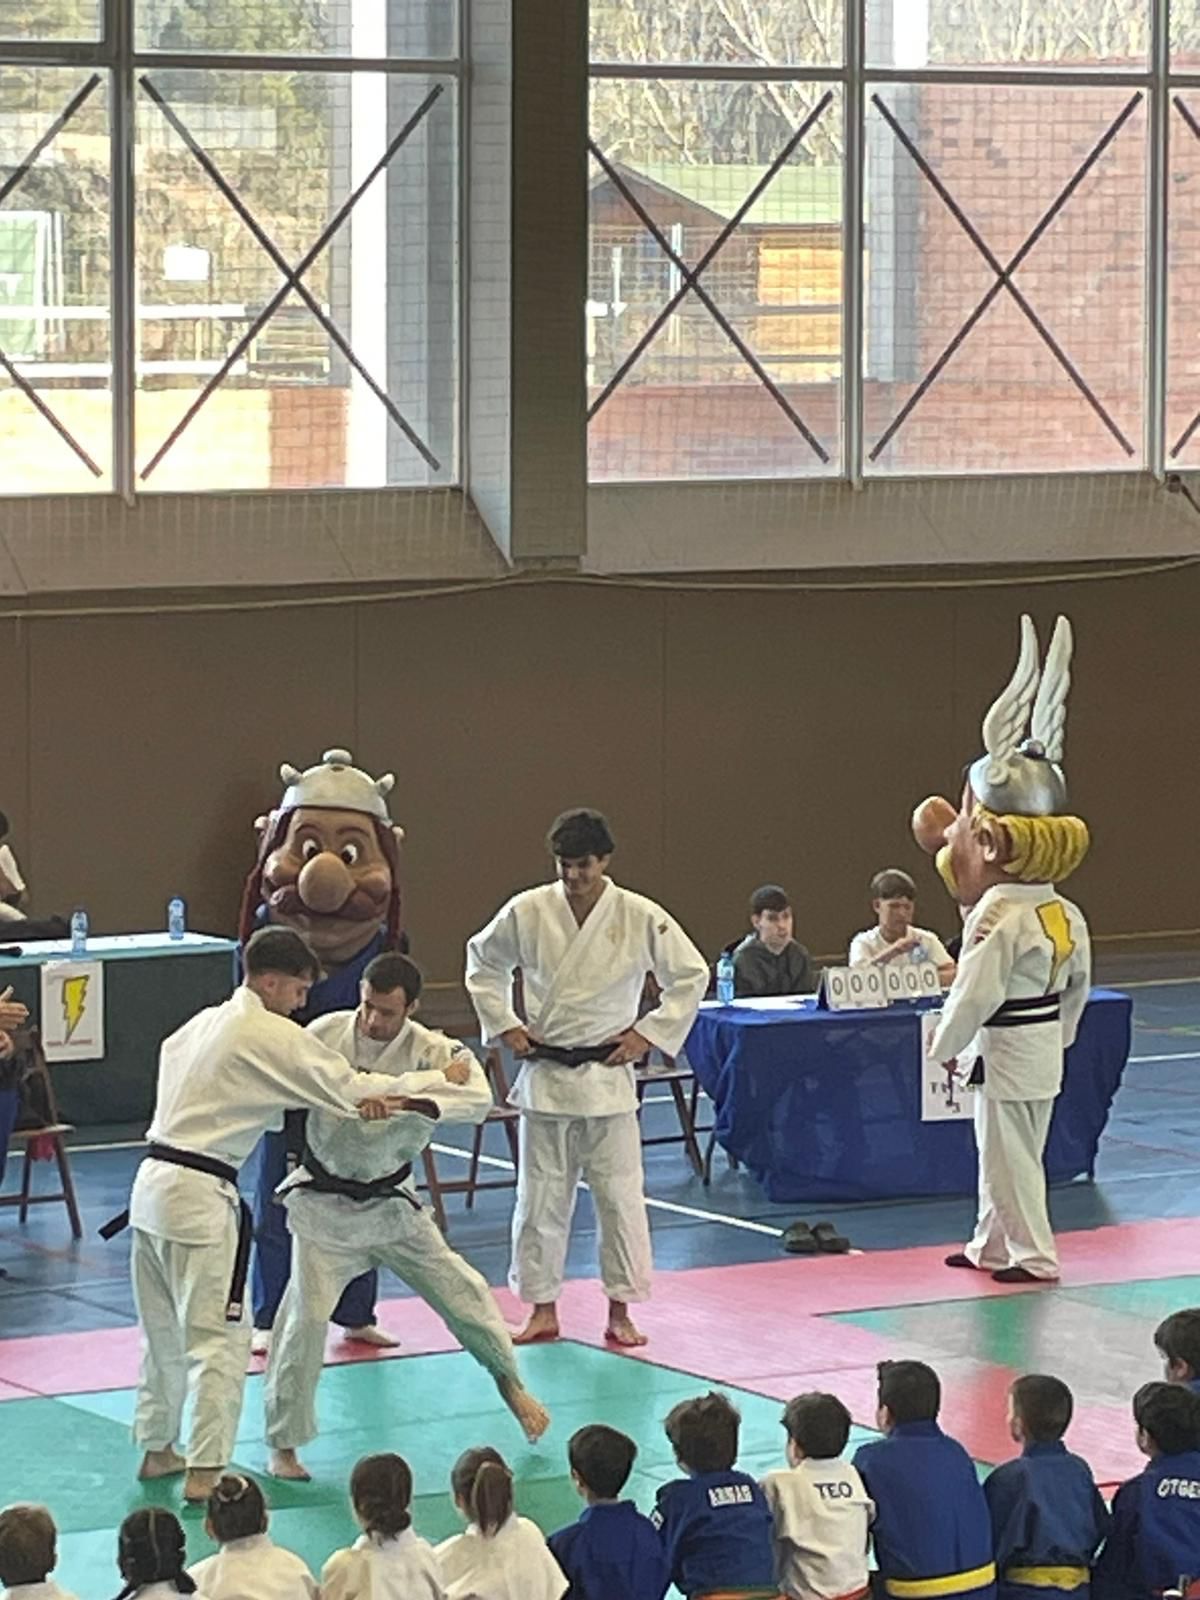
350;1453;413;1540
451;1447;514;1538
242;925;321;981
1011;1375;1073;1443
206;1474;267;1544
363;951;423;1005
0;812;9;839
877;1360;941;1425
546;808;615;862
0;1503;56;1586
568;1424;637;1499
782;1393;852;1459
1155;1309;1200;1379
664;1391;741;1474
1134;1381;1200;1456
113;1510;196;1599
871;868;917;900
750;884;790;915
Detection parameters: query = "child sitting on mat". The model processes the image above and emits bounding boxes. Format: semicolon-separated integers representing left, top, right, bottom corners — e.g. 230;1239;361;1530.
111;1510;197;1600
436;1445;567;1600
1094;1383;1200;1600
651;1391;780;1600
321;1453;444;1600
0;1504;78;1600
188;1474;317;1599
761;1392;873;1600
1155;1309;1200;1394
548;1424;669;1600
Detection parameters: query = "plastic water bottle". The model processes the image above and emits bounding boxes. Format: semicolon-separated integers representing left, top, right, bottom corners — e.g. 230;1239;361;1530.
167;896;186;941
70;907;88;956
716;950;735;1005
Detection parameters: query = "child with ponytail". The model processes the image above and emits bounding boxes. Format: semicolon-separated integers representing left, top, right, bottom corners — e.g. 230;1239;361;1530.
188;1475;316;1599
112;1511;196;1600
436;1446;566;1600
321;1453;444;1600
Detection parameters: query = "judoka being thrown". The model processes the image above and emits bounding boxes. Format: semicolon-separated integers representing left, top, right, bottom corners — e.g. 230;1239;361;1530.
466;808;708;1348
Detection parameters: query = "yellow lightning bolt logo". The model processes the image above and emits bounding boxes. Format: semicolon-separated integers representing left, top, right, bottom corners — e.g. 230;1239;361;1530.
1036;902;1075;990
61;975;89;1043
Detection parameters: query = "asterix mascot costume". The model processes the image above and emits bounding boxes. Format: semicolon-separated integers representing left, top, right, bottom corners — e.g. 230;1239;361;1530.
912;616;1092;1284
239;749;405;1346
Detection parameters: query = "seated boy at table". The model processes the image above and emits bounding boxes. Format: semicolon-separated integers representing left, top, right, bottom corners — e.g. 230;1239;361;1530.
848;870;955;987
983;1374;1108;1600
853;1360;996;1600
0;813;26;926
1093;1382;1200;1600
762;1392;873;1600
651;1391;779;1598
1155;1309;1200;1393
733;886;817;999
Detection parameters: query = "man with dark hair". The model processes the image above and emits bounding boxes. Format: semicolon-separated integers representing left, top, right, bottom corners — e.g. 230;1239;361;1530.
732;884;816;998
1094;1382;1200;1599
114;924;408;1505
1156;1309;1200;1392
549;1425;668;1600
0;810;27;923
984;1375;1108;1600
263;952;548;1481
466;807;707;1349
853;1362;996;1599
763;1392;872;1600
848;868;955;986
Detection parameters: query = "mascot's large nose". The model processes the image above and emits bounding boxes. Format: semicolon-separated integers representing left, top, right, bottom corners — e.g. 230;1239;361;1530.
911;795;957;855
297;853;355;914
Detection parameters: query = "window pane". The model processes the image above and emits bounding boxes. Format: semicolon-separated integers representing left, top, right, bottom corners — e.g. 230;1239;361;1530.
136;0;456;59
0;67;110;492
1173;1;1200;65
0;1;99;42
864;85;1145;476
591;0;842;69
868;0;1149;69
134;70;456;492
1167;91;1200;468
589;79;842;482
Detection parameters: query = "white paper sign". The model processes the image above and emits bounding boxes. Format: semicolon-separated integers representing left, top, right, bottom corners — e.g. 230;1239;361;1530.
822;965;888;1011
39;959;105;1062
920;1010;975;1121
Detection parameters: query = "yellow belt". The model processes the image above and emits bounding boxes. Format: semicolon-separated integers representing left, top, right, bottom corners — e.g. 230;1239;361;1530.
1004;1568;1089;1591
885;1562;997;1597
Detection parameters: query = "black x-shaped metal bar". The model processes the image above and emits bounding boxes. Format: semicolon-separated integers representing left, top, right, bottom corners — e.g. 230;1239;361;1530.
139;79;444;481
0;73;104;477
589;89;834;463
870;91;1141;463
141;78;440;476
1168;95;1200;458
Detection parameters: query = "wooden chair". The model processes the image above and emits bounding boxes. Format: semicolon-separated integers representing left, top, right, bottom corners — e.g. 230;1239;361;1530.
0;1028;82;1240
635;1049;707;1180
420;1048;519;1237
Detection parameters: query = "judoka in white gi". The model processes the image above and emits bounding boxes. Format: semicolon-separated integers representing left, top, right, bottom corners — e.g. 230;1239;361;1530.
914;615;1093;1284
187;1472;317;1600
119;926;407;1505
465;807;708;1348
263;950;549;1481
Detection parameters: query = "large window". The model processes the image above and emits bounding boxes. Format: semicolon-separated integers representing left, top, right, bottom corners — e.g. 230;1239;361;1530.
589;0;1195;483
0;2;458;494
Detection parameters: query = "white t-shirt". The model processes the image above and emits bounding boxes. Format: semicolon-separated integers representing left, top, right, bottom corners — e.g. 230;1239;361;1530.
0;844;25;896
188;1532;317;1600
762;1458;874;1600
848;925;951;969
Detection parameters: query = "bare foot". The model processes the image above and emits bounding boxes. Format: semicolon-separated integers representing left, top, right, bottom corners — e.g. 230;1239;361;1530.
341;1324;401;1349
497;1376;551;1442
137;1448;186;1481
183;1467;222;1504
512;1305;560;1345
268;1447;312;1482
604;1308;648;1348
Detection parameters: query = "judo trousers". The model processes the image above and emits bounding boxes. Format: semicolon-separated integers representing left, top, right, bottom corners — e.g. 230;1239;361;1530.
131;1224;252;1469
264;1205;521;1449
511;1109;653;1305
965;1094;1058;1279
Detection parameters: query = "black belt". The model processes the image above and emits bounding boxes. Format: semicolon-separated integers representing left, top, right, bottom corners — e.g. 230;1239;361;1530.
99;1143;253;1324
299;1145;419;1209
985;994;1062;1028
527;1042;620;1067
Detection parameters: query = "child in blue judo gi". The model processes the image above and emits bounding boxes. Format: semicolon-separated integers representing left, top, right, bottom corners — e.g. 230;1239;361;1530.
548;1424;669;1600
852;1361;996;1600
651;1391;781;1600
983;1374;1109;1599
1093;1381;1200;1600
1156;1311;1200;1395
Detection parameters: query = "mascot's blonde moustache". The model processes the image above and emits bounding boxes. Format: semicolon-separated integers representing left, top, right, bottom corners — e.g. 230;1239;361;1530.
937;810;1090;899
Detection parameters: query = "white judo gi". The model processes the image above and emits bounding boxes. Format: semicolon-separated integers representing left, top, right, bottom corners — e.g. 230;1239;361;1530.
128;987;403;1470
436;1515;568;1600
264;1012;520;1451
465;878;708;1306
761;1458;873;1600
321;1531;447;1600
929;881;1091;1279
188;1532;318;1600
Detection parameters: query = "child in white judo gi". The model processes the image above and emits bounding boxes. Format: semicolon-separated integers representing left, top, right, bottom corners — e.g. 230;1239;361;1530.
187;1475;316;1599
762;1393;873;1600
321;1454;445;1600
111;1510;196;1600
263;951;549;1481
436;1446;568;1600
466;807;708;1348
0;1504;78;1600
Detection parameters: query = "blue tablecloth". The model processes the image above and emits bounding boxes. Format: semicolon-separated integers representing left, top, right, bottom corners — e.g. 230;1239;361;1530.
684;988;1131;1204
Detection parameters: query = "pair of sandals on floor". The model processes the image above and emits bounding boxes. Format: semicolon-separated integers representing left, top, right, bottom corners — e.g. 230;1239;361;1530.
780;1219;850;1255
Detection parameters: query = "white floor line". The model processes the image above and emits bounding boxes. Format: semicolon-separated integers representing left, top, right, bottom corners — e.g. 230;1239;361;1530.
1111;975;1200;989
1127;1051;1200;1064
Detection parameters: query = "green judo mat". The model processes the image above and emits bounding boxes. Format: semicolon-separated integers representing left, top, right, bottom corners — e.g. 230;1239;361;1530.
0;1341;880;1599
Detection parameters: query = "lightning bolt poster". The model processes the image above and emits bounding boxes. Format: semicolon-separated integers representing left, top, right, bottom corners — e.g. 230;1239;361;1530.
39;960;105;1062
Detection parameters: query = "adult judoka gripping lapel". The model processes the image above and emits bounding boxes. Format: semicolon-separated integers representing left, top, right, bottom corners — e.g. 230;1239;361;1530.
466;808;708;1348
263;951;549;1483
